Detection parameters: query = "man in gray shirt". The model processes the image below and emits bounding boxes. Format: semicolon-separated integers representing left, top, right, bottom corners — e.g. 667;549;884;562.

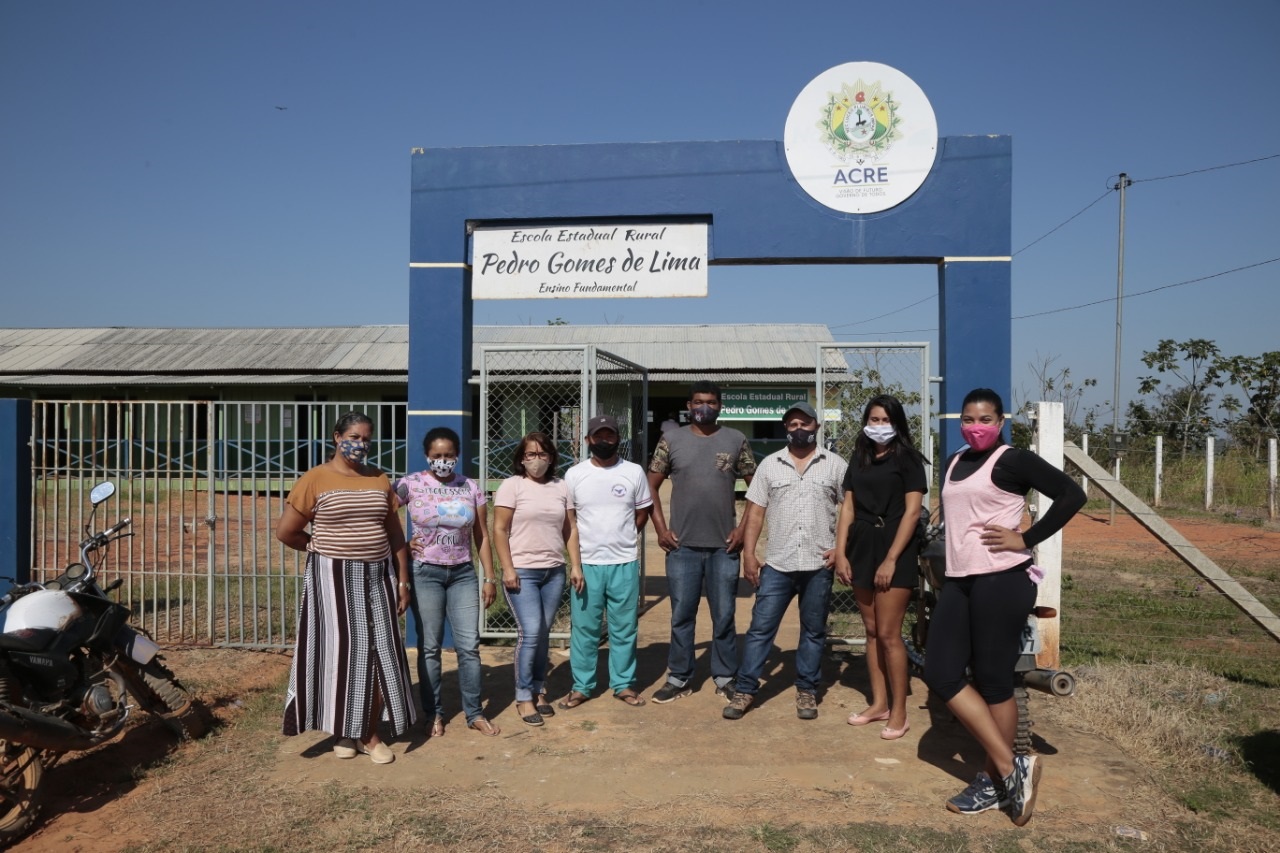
647;381;757;703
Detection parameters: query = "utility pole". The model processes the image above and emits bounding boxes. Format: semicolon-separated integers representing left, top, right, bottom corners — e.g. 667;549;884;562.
1110;173;1132;525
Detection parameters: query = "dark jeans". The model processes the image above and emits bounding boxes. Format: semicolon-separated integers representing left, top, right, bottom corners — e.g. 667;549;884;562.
735;565;833;695
665;546;740;688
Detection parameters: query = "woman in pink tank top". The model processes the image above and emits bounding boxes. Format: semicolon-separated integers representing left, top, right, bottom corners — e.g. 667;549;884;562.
921;389;1085;826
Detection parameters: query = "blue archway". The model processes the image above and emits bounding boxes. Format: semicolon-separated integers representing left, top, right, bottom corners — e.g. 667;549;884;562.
408;137;1011;460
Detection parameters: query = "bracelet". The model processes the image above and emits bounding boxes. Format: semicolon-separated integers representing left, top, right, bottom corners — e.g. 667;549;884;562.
398;581;410;588
482;577;498;585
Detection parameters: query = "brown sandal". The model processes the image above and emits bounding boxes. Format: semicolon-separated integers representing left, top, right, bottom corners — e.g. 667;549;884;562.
469;717;501;737
557;691;588;710
614;690;646;707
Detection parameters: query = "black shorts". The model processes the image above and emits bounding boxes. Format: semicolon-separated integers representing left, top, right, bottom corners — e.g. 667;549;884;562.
847;517;919;590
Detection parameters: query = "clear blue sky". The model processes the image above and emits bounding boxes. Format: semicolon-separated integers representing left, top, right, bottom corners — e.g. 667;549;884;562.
3;1;1277;421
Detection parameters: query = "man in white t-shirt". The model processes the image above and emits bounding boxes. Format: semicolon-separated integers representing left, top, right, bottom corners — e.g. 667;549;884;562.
559;414;653;708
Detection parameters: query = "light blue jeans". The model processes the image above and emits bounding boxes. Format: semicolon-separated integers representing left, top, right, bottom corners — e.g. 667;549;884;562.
502;566;566;702
408;560;484;724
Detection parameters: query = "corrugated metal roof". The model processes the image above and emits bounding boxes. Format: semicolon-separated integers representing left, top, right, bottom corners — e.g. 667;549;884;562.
0;325;833;387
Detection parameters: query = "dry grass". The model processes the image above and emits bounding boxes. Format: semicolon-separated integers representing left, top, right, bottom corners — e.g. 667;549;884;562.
1038;661;1280;852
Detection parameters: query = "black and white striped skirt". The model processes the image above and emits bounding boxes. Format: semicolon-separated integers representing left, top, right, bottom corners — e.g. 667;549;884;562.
283;551;417;738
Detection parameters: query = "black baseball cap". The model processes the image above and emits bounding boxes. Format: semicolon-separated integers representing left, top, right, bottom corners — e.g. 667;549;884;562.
782;402;819;422
587;414;620;436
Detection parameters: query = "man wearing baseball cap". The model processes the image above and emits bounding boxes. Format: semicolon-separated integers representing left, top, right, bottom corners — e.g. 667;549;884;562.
724;401;847;721
560;414;652;708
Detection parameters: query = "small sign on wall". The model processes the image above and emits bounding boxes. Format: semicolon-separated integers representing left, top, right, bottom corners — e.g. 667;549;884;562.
471;223;708;299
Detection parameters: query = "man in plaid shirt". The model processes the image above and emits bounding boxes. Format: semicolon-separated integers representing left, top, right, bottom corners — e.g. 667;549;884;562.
723;402;847;721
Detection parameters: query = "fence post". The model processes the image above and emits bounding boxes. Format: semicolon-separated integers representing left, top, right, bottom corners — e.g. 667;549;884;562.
1270;438;1277;521
1079;433;1090;497
1154;435;1163;508
1033;401;1064;670
0;400;33;599
1205;436;1215;511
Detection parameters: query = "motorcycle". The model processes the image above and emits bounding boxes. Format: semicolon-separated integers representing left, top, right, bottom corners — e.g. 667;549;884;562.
0;482;206;843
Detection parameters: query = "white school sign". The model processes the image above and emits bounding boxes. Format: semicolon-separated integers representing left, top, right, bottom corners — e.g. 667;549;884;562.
471;223;708;299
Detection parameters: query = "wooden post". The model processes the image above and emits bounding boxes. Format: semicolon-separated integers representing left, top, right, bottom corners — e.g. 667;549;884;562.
1079;433;1090;496
1270;438;1277;521
1205;436;1215;511
1033;401;1064;670
1154;435;1163;507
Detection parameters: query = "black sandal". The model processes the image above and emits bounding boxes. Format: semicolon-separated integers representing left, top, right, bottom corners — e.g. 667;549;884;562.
536;693;555;717
518;701;544;727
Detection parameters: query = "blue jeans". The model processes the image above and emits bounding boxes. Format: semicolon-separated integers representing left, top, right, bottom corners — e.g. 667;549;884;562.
665;546;740;688
502;566;566;702
408;560;483;724
736;565;833;696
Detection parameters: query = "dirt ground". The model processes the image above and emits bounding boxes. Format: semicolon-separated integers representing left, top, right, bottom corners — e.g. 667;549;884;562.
12;508;1280;851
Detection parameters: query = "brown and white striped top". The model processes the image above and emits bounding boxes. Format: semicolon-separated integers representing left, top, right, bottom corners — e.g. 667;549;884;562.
286;466;397;561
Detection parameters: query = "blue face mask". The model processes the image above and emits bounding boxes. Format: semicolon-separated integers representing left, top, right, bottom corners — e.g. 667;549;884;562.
338;439;370;463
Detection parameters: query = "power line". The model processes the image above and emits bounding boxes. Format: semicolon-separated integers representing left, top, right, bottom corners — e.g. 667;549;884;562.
829;294;935;329
1011;153;1279;257
1012;257;1280;320
1129;153;1280;184
1013;189;1113;256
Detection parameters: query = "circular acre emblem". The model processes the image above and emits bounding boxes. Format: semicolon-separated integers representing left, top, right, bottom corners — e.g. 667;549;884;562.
784;62;938;214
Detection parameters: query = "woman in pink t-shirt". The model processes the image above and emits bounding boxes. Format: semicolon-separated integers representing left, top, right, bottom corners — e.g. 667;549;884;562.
396;426;500;739
493;432;580;726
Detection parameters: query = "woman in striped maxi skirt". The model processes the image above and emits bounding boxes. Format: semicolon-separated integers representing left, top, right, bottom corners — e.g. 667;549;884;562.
277;412;417;764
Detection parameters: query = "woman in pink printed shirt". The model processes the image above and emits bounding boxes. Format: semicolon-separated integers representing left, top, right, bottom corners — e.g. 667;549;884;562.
396;426;501;738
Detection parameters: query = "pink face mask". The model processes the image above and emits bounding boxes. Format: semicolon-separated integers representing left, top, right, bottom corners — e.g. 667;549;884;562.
961;422;1002;452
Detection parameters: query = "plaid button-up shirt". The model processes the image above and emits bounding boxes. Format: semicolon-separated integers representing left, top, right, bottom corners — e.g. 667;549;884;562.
744;447;848;573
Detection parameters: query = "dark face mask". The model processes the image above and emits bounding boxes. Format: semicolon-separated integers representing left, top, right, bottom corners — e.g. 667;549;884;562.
691;403;720;425
588;440;619;459
787;428;817;449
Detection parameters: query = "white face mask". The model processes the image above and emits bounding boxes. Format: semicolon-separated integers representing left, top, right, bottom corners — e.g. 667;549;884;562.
429;458;457;478
523;458;550;479
863;424;897;446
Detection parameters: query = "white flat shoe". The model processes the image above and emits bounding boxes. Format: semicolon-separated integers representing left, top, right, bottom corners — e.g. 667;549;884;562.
333;737;357;759
356;740;395;764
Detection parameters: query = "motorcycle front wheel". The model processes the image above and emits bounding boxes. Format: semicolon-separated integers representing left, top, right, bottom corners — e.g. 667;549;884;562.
0;739;43;845
113;657;207;741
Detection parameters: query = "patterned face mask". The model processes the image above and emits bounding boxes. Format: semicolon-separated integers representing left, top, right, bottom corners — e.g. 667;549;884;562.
690;403;720;425
787;428;817;448
338;439;370;463
429;457;457;478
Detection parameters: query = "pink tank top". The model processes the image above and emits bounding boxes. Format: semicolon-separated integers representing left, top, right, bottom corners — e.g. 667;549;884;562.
942;445;1031;578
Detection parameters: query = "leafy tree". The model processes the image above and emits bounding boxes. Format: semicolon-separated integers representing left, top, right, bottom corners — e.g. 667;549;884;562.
1217;351;1280;455
1130;338;1221;457
1012;353;1102;448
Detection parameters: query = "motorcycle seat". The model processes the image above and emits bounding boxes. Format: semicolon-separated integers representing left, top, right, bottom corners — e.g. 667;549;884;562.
0;628;57;652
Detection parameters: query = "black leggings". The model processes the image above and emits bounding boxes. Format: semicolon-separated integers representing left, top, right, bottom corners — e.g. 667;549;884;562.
922;567;1037;705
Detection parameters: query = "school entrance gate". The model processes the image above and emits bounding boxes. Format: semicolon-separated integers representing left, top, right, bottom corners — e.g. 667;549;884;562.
476;344;648;639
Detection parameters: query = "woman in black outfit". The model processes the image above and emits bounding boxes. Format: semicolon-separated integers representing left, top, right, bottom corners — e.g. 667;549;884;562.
835;394;928;741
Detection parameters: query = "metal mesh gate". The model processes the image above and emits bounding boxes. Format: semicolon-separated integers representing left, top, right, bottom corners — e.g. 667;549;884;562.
816;343;932;640
478;345;648;640
29;400;407;648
